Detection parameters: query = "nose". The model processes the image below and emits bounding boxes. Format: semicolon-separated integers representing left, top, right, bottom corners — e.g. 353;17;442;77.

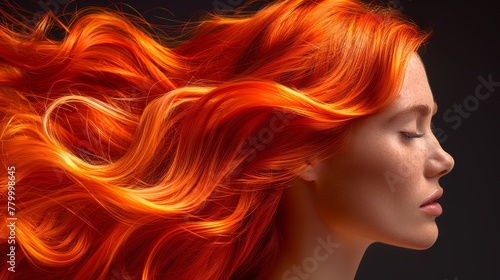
436;148;454;177
426;139;455;178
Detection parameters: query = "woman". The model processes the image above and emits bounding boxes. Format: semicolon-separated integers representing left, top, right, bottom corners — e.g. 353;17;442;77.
0;0;454;279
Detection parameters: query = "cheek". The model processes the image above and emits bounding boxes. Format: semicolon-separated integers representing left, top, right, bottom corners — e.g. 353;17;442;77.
313;138;422;235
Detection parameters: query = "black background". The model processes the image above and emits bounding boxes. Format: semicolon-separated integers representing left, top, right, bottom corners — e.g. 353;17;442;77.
5;0;499;279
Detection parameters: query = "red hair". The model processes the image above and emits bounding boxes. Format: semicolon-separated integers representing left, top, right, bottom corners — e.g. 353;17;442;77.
0;0;428;279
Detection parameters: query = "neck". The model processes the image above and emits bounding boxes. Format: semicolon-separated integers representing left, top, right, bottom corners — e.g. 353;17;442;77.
267;179;372;280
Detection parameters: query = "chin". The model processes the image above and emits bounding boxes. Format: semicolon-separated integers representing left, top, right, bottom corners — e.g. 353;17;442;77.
380;224;440;250
406;238;438;250
403;226;440;250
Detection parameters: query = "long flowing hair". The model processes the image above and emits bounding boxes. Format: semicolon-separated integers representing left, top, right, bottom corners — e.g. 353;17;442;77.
0;0;428;279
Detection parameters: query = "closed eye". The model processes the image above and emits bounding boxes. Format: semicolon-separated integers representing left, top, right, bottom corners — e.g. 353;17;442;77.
400;131;424;139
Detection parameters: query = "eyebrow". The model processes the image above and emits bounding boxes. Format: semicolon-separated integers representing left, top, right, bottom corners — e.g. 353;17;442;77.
388;102;438;122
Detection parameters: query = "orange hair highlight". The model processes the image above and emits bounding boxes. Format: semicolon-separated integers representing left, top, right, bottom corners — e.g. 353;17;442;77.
0;0;428;279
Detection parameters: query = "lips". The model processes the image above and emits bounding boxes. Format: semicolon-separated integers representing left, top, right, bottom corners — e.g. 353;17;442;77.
419;188;444;216
420;188;443;207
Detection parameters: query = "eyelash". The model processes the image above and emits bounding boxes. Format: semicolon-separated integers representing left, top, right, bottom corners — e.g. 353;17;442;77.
399;119;435;140
400;131;424;139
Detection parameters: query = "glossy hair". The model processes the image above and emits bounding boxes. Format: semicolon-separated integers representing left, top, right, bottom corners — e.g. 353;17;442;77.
0;0;428;279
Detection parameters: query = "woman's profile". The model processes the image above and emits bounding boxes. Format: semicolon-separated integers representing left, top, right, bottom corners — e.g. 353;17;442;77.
0;0;454;279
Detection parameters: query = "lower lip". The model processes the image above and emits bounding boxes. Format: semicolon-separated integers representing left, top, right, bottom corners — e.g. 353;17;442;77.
419;202;442;216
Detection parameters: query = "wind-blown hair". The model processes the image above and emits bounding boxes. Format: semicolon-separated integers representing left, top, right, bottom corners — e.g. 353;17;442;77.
0;0;428;279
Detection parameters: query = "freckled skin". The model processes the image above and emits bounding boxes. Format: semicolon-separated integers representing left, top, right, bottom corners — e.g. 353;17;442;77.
311;54;455;249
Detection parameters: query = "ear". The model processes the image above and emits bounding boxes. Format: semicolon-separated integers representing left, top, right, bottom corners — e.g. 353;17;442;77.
298;160;320;182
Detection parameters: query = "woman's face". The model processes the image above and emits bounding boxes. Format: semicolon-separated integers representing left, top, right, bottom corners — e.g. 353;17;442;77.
310;54;454;249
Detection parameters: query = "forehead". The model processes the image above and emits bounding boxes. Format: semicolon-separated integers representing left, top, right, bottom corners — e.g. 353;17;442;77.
384;54;435;115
